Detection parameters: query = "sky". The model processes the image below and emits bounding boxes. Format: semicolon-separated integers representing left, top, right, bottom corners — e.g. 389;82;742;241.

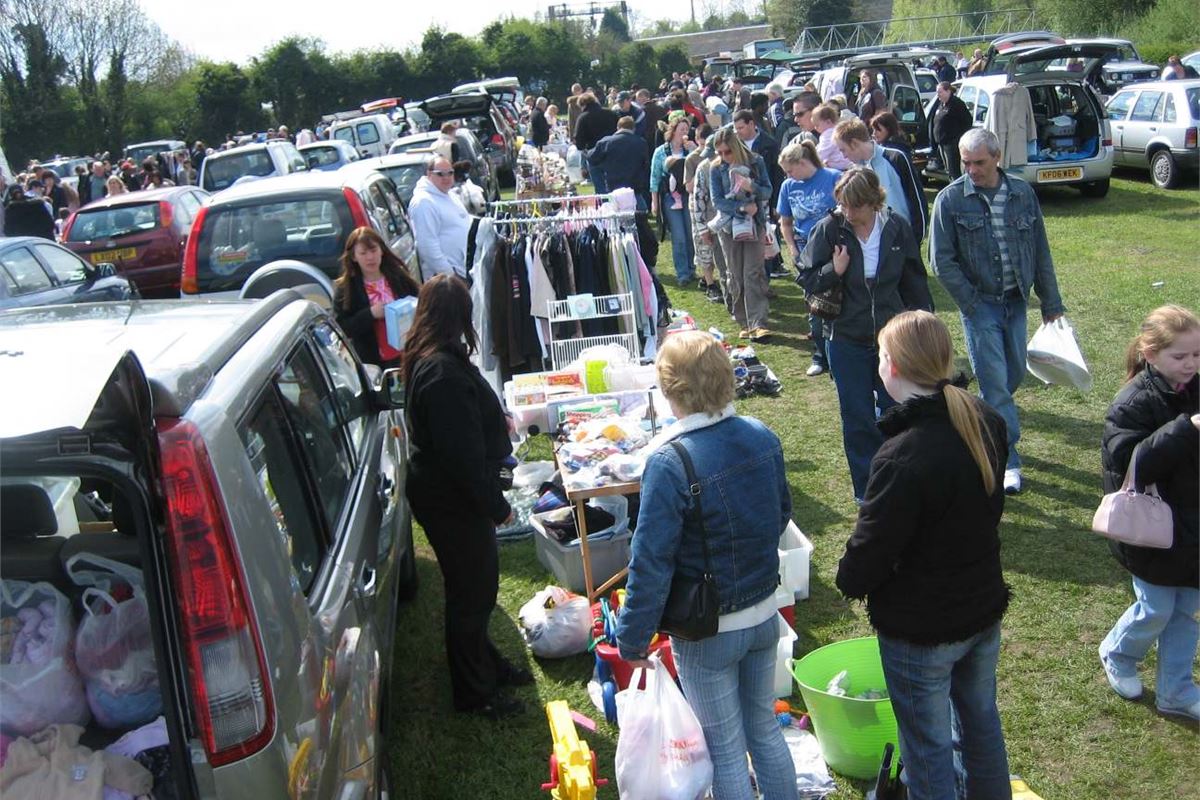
136;0;714;66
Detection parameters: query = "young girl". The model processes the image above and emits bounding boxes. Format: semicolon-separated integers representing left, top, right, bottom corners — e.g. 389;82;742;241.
837;310;1011;797
1099;304;1200;721
333;226;421;369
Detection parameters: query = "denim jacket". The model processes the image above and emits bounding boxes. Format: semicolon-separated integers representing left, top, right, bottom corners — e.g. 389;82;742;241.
615;416;791;660
710;155;772;230
929;172;1065;319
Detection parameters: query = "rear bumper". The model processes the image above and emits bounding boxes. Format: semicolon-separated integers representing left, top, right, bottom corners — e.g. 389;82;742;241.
1173;148;1200;171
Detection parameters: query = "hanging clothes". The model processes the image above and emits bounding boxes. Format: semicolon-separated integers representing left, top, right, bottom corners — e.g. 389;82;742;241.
986;83;1036;169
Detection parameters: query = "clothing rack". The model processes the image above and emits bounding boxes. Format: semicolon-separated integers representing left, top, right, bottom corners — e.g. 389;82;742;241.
490;209;638;226
489;192;638;225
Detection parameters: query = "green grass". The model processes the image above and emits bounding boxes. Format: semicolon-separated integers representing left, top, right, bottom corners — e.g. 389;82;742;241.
388;171;1199;798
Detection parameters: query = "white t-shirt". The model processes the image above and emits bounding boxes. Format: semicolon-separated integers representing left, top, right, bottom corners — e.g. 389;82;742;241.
858;213;883;280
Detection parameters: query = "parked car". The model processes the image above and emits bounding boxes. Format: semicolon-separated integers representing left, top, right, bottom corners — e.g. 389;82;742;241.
402;102;430;134
420;91;517;185
182;165;418;299
0;290;414;798
915;67;939;106
925;42;1114;196
387;127;500;202
840;50;932;157
199;141;308;194
124;139;188;166
981;31;1066;74
329;114;398;160
34;155;91;191
0;236;136;308
61;186;209;297
1098;61;1162;96
300;140;360;172
1184;52;1200;75
356;152;436;208
452;77;525;131
1106;79;1200;189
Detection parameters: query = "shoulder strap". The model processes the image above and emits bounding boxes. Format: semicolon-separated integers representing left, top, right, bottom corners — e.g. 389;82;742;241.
669;439;712;575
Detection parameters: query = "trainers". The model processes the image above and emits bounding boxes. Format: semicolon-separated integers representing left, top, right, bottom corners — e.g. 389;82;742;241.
769;265;791;279
1099;651;1142;700
738;329;751;339
1156;699;1200;721
458;693;526;721
705;283;724;303
806;363;827;377
750;328;771;342
1003;468;1022;495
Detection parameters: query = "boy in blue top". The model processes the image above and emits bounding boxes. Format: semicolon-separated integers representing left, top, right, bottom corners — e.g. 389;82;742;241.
777;140;841;376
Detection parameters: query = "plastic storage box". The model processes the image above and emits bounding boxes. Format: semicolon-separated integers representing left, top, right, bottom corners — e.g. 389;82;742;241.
779;520;813;601
531;497;631;594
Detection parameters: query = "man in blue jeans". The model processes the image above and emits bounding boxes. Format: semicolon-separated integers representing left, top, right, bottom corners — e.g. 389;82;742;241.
930;128;1065;495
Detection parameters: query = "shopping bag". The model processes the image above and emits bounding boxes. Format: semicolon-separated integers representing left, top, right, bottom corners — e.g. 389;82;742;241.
518;585;592;658
614;652;712;800
1026;316;1092;392
0;580;90;734
763;226;781;259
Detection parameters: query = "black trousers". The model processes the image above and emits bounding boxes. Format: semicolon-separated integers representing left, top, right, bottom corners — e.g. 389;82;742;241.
411;498;505;709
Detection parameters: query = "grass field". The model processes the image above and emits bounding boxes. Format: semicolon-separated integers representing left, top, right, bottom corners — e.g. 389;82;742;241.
388;169;1199;798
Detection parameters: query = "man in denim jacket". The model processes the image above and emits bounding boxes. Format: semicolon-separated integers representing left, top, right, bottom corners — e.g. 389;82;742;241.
929;128;1065;495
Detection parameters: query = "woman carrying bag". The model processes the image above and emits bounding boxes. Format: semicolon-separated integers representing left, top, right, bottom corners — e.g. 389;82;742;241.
616;331;796;800
800;167;932;503
403;274;532;721
650;114;698;286
1098;304;1199;721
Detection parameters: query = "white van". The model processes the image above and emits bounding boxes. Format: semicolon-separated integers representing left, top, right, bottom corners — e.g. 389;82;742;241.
329;114;397;159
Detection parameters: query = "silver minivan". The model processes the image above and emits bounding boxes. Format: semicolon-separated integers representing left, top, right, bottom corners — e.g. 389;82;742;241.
0;292;415;798
1106;79;1200;188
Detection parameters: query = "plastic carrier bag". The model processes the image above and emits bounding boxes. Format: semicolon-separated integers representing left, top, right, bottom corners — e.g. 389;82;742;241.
1026;316;1092;392
0;580;90;734
615;652;712;800
518;585;591;658
65;553;162;729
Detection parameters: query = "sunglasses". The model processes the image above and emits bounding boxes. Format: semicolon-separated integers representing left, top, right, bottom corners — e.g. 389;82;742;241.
430;169;455;177
794;110;810;118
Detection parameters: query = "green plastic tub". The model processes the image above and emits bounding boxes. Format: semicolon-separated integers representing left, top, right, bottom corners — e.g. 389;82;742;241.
791;636;899;779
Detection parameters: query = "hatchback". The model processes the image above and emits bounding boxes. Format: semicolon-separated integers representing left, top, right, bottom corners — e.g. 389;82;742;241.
420;91;517;184
300;141;361;172
0;291;414;798
181;166;418;299
1106;79;1200;188
61;186;210;297
355;152;433;208
388;127;500;202
199;141;308;194
0;236;135;309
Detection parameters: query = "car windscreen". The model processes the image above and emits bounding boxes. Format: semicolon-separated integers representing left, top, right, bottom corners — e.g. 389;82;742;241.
125;146;165;164
203;150;276;192
193;197;351;292
916;73;938;93
379;165;425;206
67;203;161;241
389;140;435;155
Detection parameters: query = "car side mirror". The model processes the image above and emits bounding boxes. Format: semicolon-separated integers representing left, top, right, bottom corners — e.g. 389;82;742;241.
85;262;117;282
379;367;405;409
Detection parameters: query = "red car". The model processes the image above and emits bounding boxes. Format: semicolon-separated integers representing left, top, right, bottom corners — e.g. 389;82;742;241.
62;186;209;297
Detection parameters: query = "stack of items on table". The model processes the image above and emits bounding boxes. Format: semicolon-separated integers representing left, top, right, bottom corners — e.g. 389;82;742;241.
1;555;175;798
662;314;783;398
515;144;572;199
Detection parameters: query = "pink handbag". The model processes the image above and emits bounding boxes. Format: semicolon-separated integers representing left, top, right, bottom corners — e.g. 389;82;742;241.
1092;444;1174;549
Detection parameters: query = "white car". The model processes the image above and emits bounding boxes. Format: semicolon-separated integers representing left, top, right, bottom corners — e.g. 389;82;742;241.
199;141;308;194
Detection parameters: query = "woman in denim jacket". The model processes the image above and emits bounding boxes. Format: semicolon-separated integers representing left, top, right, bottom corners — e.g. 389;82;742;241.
709;127;774;342
616;331;797;800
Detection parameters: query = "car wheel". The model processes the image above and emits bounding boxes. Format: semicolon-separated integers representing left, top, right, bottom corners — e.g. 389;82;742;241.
1150;150;1180;189
1077;178;1110;198
396;516;418;603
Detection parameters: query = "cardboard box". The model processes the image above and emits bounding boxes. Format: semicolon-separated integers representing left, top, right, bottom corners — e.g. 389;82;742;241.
384;297;418;350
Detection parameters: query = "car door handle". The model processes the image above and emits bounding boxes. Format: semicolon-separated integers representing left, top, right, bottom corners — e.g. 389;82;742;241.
360;563;377;595
377;473;395;510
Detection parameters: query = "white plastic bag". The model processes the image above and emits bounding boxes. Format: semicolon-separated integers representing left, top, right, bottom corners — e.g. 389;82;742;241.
615;653;713;800
1026;316;1092;392
0;580;90;733
518;585;592;658
66;553;162;728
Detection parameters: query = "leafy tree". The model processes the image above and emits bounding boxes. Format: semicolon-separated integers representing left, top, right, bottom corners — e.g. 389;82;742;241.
598;7;631;43
0;21;72;166
1121;0;1199;65
656;44;692;79
617;41;659;89
251;37;340;129
414;28;489;95
194;62;260;143
102;51;127;157
1035;0;1153;36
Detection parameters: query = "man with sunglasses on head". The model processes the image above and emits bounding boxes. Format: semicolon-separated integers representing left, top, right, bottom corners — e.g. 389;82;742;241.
409;156;471;281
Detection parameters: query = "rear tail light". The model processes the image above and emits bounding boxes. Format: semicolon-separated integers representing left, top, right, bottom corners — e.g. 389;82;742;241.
342;187;372;228
158;419;274;767
181;206;207;294
1187;127;1197;149
490;133;505;147
159;200;174;230
61;211;78;242
1102;137;1112;148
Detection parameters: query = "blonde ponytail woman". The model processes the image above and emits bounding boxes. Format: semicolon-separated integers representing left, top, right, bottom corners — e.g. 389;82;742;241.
836;310;1012;799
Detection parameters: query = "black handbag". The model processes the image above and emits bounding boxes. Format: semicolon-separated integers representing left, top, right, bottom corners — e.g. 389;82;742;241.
805;211;847;321
658;440;720;642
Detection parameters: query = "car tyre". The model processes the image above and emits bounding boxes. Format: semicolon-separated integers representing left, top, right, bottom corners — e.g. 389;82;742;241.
1150;150;1180;189
1078;178;1110;198
396;516;418;603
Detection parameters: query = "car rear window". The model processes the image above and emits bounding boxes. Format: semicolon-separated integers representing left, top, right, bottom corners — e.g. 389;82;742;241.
125;146;164;164
305;147;344;168
390;139;435;155
67;203;161;241
1187;88;1200;122
379;164;425;205
194;197;351;292
203;150;276;192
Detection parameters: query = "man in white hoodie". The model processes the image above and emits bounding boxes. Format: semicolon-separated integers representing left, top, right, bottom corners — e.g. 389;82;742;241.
409;156;470;281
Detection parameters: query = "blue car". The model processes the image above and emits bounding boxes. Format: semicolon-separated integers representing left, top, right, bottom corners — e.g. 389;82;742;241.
299;140;360;172
0;237;136;310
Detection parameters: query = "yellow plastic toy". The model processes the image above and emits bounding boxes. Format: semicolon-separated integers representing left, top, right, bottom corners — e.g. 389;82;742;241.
540;700;608;800
1010;776;1046;799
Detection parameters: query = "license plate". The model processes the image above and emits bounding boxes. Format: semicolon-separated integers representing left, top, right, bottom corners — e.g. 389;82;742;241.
89;247;136;263
1037;167;1083;183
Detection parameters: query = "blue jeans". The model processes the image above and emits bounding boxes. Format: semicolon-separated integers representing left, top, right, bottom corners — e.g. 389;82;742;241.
1100;577;1200;709
663;199;696;284
960;297;1026;470
809;314;827;368
878;623;1011;800
672;616;798;800
584;154;608;194
826;337;896;500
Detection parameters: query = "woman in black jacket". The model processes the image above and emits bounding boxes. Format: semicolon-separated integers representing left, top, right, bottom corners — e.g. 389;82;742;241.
837;310;1011;799
333;227;419;369
800;167;932;501
1099;304;1199;721
403;273;531;720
